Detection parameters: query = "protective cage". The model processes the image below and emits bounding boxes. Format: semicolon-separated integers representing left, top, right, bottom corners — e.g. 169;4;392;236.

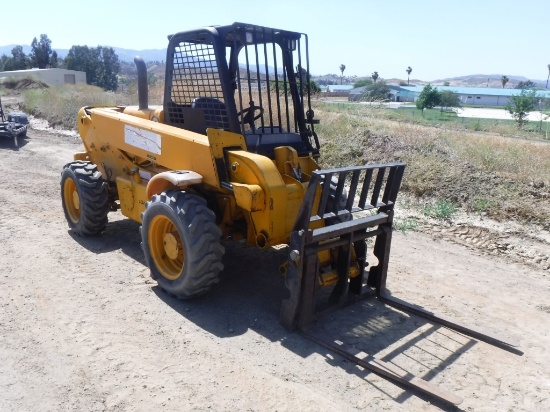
163;22;319;158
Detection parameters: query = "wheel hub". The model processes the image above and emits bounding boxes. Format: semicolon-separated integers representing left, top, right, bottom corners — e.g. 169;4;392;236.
163;231;182;260
72;191;80;210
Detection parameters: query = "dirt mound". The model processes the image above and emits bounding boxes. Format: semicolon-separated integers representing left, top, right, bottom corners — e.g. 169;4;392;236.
1;77;49;90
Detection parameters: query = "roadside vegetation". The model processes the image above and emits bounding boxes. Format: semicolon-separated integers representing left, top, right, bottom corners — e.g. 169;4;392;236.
22;84;130;128
7;82;549;227
320;102;550;138
17;79;164;128
316;103;550;226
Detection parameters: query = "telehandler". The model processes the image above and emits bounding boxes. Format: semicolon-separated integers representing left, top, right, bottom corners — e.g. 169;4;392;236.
61;23;518;404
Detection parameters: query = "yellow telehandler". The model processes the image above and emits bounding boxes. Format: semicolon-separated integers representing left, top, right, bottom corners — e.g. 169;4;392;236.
61;23;518;405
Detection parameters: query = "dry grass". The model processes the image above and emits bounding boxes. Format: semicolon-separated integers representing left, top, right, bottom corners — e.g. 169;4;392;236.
23;84;135;128
21;82;166;129
315;105;550;225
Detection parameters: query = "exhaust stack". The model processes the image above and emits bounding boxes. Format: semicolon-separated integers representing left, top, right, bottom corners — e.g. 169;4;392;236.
134;56;148;110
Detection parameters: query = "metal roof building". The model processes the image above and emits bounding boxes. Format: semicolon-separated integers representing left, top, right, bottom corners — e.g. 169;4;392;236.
321;85;355;92
398;85;550;106
349;84;550;106
349;85;416;102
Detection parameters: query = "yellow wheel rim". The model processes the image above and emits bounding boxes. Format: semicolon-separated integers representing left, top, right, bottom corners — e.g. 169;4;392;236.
63;178;80;224
149;214;185;280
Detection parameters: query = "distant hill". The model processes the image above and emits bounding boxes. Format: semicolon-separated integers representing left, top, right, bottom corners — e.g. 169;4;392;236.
383;74;545;88
0;44;167;64
109;47;166;63
1;44;547;88
0;44;46;58
430;74;546;88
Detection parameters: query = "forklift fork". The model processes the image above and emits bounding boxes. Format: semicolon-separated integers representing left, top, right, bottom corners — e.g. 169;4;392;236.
280;162;520;405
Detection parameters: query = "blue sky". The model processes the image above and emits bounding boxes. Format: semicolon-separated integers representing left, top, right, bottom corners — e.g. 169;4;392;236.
1;0;549;81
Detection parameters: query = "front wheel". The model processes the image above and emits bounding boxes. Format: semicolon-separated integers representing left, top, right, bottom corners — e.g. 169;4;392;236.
61;161;108;235
141;191;225;298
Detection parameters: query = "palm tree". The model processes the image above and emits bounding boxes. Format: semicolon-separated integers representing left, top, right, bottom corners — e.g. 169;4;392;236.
406;66;412;85
371;71;379;83
501;75;509;88
339;64;346;85
546;64;550;88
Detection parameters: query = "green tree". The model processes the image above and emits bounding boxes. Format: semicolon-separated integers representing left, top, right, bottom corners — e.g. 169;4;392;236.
439;90;461;112
416;84;441;111
97;46;120;91
501;75;509;88
65;45;94;80
339;64;346;85
30;34;53;69
406;66;412;85
3;46;29;70
353;78;373;88
271;65;319;94
371;71;379;83
360;80;391;101
308;79;321;94
506;89;537;128
65;45;120;91
50;51;59;68
0;54;8;71
270;77;320;95
516;80;536;89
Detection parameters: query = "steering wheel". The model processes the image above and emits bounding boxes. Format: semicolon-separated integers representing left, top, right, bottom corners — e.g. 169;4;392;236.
237;105;264;129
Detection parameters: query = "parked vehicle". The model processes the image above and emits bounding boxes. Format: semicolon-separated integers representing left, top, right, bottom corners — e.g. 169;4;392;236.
0;96;28;147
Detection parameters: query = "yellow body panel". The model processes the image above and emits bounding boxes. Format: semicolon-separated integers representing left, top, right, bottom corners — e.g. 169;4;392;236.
226;150;290;246
225;149;316;247
122;106;165;122
78;107;220;188
76;106;319;247
206;128;247;159
232;183;265;212
115;176;148;223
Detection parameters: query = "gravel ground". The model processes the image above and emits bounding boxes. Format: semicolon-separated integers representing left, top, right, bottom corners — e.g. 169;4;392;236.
0;122;549;411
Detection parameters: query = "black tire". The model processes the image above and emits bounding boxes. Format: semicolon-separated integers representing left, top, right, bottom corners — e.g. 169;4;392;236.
325;176;352;224
140;190;225;298
61;161;108;236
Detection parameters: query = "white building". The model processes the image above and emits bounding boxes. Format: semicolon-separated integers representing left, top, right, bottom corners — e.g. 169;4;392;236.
398;85;550;107
0;68;86;86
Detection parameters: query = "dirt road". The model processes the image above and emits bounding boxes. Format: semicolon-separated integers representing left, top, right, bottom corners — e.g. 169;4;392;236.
1;124;549;411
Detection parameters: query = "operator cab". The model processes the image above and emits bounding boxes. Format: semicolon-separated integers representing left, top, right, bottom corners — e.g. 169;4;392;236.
163;22;320;159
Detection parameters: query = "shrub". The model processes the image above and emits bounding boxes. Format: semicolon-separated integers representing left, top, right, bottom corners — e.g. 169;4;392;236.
23;83;137;129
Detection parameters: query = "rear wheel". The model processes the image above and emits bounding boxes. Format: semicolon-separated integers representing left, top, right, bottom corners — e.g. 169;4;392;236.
141;191;225;298
61;161;108;235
